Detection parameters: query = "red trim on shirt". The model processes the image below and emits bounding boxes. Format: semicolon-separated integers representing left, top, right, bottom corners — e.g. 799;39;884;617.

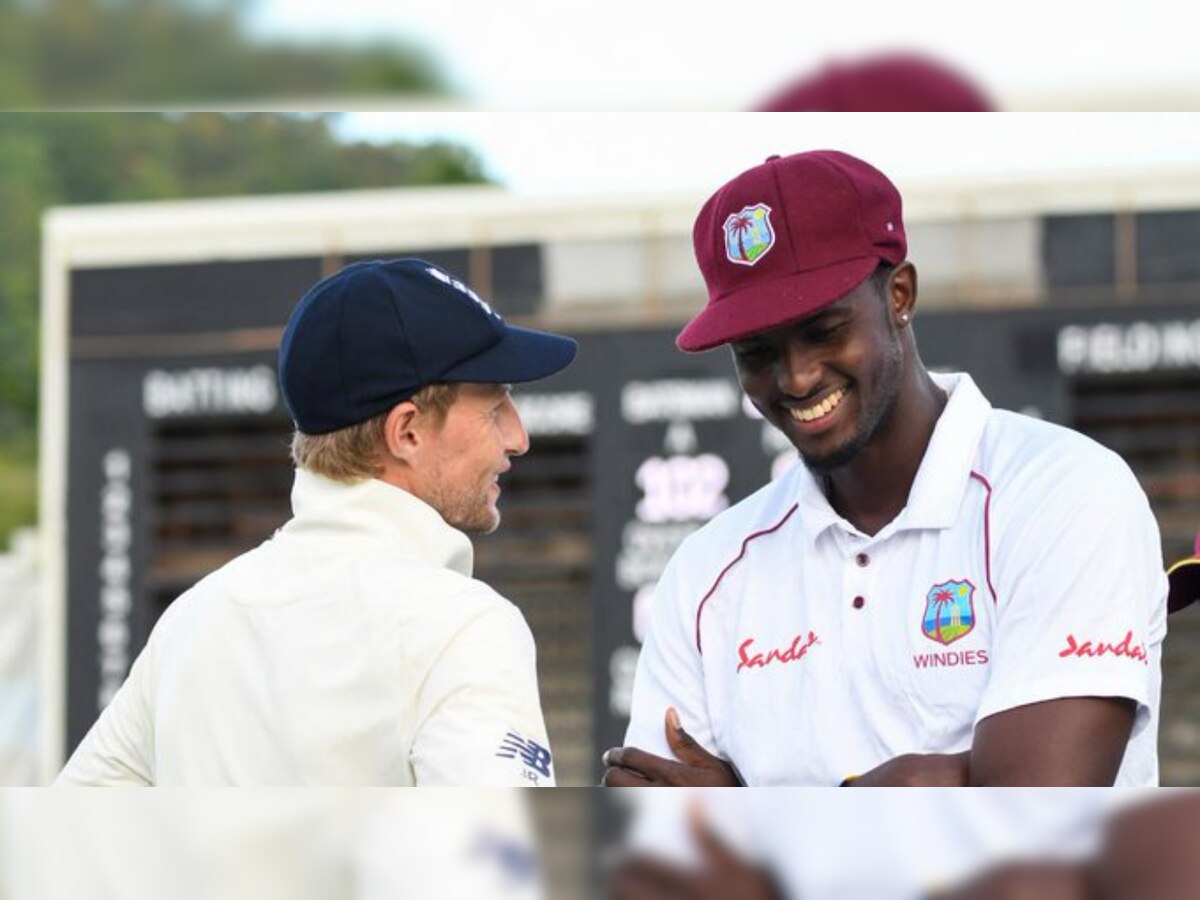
694;504;800;654
969;471;997;604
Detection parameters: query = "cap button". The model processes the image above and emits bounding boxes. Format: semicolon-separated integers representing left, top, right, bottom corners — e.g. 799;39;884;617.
765;154;782;162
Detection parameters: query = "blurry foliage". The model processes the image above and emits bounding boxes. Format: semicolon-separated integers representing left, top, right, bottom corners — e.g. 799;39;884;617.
0;0;450;105
0;112;491;540
0;434;36;547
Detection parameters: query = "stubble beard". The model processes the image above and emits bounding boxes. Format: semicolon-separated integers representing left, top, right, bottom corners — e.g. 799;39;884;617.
434;487;499;535
424;464;502;535
796;337;905;475
436;486;500;534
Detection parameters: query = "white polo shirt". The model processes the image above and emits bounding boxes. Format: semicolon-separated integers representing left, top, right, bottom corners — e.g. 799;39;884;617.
57;470;555;786
626;372;1167;786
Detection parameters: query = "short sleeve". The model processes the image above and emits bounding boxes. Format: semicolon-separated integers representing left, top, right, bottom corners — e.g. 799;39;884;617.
975;454;1166;735
624;550;719;759
411;600;555;787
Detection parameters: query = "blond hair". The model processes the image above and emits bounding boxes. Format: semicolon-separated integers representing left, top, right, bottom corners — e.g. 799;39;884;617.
290;383;460;482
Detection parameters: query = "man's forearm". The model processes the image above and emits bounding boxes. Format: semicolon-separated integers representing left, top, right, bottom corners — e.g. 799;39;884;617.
842;751;970;787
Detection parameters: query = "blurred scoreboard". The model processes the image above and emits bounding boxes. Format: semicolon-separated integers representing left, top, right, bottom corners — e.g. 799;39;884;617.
40;190;1200;785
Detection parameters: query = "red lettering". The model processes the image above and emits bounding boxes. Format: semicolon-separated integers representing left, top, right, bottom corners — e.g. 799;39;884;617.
1059;634;1079;657
1058;631;1148;665
736;632;820;673
736;639;763;673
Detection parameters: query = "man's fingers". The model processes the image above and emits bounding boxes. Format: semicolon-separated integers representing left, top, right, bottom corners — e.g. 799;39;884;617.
602;746;680;782
664;707;718;766
602;765;655;788
602;739;740;786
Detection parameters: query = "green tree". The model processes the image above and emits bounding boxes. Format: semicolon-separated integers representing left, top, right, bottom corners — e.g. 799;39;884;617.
0;0;450;106
0;113;492;544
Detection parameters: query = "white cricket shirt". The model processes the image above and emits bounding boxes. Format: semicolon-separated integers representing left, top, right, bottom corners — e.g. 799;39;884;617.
57;470;555;786
626;373;1167;786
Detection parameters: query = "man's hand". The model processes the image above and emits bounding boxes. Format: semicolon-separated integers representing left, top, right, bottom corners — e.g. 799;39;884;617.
844;751;970;786
937;861;1093;900
609;801;782;900
601;708;741;787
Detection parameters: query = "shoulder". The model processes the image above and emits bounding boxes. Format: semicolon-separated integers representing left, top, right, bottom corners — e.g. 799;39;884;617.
157;545;528;643
978;410;1145;506
974;411;1157;560
663;473;801;592
368;562;534;648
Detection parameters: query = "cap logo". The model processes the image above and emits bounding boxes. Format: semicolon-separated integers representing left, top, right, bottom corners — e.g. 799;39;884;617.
723;203;775;267
426;265;501;320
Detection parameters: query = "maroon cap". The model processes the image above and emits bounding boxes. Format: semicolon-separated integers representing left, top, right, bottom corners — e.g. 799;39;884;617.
679;150;906;352
755;53;995;112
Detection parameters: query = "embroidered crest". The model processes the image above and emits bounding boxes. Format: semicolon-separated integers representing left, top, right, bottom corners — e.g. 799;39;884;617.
921;579;976;645
723;203;775;266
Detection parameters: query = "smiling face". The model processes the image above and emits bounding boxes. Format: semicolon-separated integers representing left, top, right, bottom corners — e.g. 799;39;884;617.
731;273;906;473
415;383;530;534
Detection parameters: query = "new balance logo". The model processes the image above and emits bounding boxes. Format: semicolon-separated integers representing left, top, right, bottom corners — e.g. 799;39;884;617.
496;731;553;779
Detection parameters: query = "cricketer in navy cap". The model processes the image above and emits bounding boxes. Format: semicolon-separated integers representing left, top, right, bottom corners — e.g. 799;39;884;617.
56;258;576;786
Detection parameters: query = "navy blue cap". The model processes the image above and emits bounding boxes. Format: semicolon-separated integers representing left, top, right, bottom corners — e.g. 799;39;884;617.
279;258;578;434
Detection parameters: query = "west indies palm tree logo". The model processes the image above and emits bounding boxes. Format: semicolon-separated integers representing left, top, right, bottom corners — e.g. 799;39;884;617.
723;203;775;266
921;579;976;645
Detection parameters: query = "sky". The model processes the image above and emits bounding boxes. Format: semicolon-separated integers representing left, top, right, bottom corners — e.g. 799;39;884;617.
247;0;1200;110
335;113;1200;197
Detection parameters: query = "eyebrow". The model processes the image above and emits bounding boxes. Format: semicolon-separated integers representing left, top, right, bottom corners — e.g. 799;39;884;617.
805;307;852;324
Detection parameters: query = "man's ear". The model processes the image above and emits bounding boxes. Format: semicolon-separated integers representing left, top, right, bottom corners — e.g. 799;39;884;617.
383;400;424;463
889;261;918;326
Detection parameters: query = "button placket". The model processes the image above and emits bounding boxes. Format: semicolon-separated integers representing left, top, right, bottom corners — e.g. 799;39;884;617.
842;543;875;655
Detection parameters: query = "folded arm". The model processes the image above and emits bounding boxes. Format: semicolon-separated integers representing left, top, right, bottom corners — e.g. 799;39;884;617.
846;695;1135;787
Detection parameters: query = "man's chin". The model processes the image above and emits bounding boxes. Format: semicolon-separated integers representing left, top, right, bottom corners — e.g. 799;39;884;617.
458;509;501;535
798;438;866;474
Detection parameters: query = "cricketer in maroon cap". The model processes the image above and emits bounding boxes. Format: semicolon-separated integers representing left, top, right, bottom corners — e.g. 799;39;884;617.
603;151;1167;788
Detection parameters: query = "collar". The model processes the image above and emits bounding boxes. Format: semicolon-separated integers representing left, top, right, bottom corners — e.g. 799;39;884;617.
281;468;475;577
901;372;991;529
793;371;991;540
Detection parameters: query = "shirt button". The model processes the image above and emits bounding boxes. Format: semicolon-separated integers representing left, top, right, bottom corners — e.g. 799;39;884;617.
852;596;865;609
855;553;869;567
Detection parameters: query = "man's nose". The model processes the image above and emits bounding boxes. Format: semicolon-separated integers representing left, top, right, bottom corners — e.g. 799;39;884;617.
776;343;822;397
505;402;530;457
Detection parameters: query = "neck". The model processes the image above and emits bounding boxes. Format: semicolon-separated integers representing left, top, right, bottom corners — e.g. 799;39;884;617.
823;369;947;536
